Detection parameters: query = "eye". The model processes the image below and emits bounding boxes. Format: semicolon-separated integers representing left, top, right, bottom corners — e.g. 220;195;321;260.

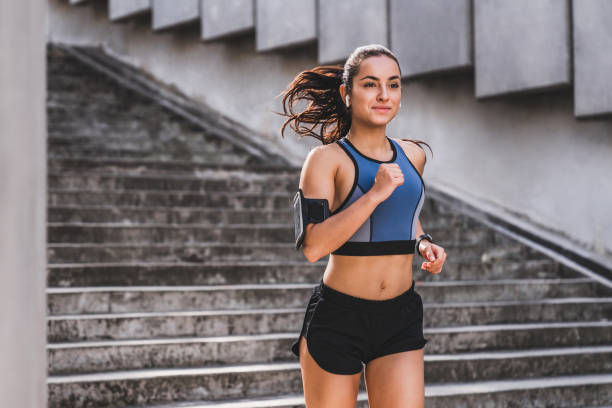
391;83;400;88
365;82;376;87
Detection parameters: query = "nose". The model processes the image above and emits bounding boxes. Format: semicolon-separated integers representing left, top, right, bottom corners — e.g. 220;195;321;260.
378;87;389;101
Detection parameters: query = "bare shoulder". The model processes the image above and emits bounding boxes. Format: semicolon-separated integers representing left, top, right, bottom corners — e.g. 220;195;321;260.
392;137;426;176
298;141;344;197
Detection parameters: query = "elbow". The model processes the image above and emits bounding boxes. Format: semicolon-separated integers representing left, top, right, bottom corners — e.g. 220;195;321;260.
302;243;321;263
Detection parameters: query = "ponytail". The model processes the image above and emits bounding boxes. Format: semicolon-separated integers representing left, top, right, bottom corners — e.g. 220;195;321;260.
275;65;350;144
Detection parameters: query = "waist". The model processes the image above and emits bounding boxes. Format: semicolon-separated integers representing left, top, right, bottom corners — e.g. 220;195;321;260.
317;277;417;312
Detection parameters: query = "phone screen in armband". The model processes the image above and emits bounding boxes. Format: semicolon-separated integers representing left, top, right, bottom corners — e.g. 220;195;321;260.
293;190;305;249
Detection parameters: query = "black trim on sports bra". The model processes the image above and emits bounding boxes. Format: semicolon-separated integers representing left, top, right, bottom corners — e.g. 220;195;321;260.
343;136;397;163
332;239;417;256
331;140;359;216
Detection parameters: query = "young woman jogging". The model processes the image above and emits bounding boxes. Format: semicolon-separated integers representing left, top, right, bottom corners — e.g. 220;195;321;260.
277;44;447;408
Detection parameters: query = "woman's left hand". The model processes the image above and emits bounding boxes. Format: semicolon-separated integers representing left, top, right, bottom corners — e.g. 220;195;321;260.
419;241;446;274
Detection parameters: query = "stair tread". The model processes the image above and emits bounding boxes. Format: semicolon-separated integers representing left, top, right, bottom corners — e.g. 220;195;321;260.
46;277;595;293
46;297;612;319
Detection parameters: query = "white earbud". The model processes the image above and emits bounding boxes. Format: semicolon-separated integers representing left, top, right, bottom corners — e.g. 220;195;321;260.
399;102;402;108
345;96;350;107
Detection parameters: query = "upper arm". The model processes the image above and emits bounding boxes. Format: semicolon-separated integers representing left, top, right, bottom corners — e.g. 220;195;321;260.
298;144;337;211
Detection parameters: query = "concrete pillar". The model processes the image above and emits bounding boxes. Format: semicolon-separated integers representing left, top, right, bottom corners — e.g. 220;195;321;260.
390;0;472;78
109;0;151;22
573;0;612;118
152;0;200;31
201;0;254;41
474;0;571;98
0;0;48;407
255;0;316;52
318;0;388;64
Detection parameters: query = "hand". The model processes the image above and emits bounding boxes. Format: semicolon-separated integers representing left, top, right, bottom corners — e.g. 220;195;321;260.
368;163;404;204
419;241;446;274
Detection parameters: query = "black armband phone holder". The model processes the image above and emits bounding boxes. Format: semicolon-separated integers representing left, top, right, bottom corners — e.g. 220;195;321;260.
293;188;331;250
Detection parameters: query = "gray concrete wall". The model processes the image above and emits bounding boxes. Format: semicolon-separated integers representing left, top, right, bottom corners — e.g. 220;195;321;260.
391;0;472;77
573;0;612;117
255;0;317;52
474;0;571;98
0;0;48;407
152;0;199;31
318;0;388;64
109;0;151;21
47;0;612;262
201;0;254;41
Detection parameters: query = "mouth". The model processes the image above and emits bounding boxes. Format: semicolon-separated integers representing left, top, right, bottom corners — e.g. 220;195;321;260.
373;107;392;113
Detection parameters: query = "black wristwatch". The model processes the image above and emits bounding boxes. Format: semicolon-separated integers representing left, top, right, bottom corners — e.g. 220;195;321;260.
415;233;433;258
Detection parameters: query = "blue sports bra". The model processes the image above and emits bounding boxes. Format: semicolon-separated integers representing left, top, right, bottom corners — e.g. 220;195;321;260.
331;136;426;256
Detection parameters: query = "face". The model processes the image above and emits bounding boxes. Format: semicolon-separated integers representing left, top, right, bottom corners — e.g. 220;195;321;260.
342;55;402;126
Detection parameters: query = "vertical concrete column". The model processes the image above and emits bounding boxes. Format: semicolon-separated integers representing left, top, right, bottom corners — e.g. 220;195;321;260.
474;0;571;98
0;0;48;407
390;0;472;78
109;0;151;21
573;0;612;117
256;0;317;52
318;0;388;64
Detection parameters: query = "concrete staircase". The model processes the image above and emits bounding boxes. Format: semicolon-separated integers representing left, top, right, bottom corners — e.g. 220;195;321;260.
46;44;612;407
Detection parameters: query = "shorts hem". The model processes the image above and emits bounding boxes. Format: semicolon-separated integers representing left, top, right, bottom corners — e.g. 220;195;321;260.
306;333;363;375
364;338;429;364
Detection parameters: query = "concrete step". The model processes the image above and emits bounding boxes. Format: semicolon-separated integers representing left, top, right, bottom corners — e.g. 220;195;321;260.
122;375;612;407
46;361;612;407
47;297;612;342
50;148;251;165
47;321;612;374
47;189;296;208
46;278;609;315
46;258;579;287
47;345;612;388
47;206;292;225
46;222;294;244
45;218;488;243
47;134;242;156
45;241;543;264
47;156;296;175
47;169;300;193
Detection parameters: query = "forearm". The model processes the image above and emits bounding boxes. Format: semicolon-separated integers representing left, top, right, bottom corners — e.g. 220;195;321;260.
415;218;425;237
302;191;381;262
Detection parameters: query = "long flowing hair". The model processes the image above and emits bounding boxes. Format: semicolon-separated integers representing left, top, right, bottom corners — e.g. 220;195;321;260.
274;44;433;161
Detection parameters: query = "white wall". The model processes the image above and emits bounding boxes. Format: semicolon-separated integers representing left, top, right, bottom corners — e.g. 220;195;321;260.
47;0;612;263
0;0;48;406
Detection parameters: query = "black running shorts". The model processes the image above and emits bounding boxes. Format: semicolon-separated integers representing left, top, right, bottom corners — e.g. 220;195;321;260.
291;278;428;375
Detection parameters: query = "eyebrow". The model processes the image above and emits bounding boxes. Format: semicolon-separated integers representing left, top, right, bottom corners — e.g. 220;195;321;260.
359;75;400;81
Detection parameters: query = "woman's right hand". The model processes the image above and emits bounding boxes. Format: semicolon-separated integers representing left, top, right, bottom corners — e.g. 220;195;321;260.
368;163;404;204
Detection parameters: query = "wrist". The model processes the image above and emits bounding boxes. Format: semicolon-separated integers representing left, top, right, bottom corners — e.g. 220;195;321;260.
415;233;433;258
364;190;383;206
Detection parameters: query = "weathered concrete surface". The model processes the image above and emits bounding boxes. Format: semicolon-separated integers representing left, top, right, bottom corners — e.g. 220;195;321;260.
47;0;612;262
255;0;316;52
152;0;199;31
109;0;150;22
318;0;388;64
201;0;254;41
474;0;571;98
390;0;472;77
0;0;48;407
572;0;612;117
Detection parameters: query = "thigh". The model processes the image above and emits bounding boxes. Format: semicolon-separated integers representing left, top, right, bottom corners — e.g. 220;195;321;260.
298;335;362;408
364;347;425;408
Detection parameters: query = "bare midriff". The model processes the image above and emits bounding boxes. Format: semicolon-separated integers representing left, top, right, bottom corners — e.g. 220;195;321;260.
323;253;415;300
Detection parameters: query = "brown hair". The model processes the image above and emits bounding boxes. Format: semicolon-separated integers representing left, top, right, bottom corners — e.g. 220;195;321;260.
274;44;433;162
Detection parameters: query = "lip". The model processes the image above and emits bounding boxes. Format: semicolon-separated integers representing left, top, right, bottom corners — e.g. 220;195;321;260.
373;107;391;112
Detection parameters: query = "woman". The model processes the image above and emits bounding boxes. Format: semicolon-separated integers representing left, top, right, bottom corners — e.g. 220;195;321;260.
276;44;447;407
